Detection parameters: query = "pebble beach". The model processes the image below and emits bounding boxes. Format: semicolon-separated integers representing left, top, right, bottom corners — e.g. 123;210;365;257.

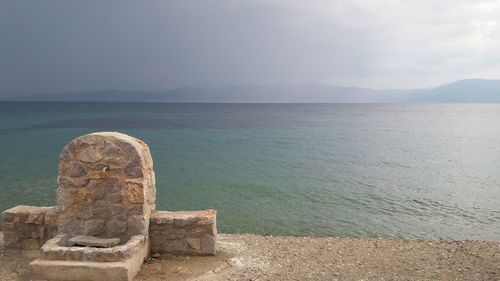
1;232;499;281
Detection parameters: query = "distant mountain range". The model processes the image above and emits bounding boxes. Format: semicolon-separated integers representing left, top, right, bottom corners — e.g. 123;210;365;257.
4;79;500;103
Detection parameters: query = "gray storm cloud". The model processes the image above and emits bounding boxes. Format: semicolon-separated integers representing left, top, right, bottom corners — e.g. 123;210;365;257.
1;0;499;97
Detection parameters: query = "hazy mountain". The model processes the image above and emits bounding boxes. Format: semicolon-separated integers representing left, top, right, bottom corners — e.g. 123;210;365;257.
4;79;500;103
413;79;500;102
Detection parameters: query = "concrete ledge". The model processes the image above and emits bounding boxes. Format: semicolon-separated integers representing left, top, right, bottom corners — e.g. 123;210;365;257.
41;234;147;262
30;237;149;281
30;259;129;281
149;210;217;256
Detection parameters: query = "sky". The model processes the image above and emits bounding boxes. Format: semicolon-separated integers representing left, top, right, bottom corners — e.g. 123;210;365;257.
1;0;500;97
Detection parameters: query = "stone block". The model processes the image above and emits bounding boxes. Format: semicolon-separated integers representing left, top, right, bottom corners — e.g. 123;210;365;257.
106;220;127;237
26;211;45;224
2;211;16;223
187;237;201;250
79;146;103;163
189;226;208;238
167;229;186;239
20;224;41;239
149;210;217;256
67;163;87;177
124;161;143;178
1;205;58;249
127;215;146;236
201;235;216;255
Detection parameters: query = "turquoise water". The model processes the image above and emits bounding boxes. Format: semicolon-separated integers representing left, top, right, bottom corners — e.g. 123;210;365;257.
1;102;499;240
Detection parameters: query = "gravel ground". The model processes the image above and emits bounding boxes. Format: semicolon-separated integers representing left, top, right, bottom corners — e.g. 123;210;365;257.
1;232;499;280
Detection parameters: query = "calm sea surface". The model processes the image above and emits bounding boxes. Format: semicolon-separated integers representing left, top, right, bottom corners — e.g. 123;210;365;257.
0;102;499;240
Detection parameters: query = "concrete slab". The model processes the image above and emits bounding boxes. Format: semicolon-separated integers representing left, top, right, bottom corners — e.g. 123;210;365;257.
30;238;149;281
30;259;130;281
69;235;120;248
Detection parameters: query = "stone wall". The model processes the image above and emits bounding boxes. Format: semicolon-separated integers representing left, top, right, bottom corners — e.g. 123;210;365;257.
1;207;217;255
150;210;216;255
1;205;58;249
57;132;156;242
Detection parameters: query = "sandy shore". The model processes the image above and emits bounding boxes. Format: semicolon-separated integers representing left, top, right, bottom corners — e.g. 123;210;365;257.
1;231;499;281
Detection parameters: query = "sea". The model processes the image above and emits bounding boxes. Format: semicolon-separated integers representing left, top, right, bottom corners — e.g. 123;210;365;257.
0;102;499;240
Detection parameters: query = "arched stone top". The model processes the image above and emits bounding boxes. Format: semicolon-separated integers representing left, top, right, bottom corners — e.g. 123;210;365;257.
59;132;153;175
57;132;156;241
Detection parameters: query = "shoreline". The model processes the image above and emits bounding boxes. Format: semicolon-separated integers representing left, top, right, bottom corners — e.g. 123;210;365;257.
1;232;499;280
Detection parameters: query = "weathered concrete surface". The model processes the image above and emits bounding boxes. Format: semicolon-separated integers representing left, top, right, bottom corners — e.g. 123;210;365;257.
150;210;216;256
1;205;58;249
30;260;130;281
69;235;121;248
57;132;156;242
41;235;147;263
30;237;149;281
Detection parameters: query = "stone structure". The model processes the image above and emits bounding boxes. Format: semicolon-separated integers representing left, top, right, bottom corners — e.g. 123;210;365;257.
150;210;216;256
1;132;217;281
1;206;58;250
1;209;218;256
57;132;156;242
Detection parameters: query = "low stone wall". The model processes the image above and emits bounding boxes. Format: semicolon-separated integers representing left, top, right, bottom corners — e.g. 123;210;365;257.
1;205;58;249
150;210;216;256
2;206;217;255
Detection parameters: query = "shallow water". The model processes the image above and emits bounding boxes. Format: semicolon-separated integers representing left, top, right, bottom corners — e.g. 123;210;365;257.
0;102;499;240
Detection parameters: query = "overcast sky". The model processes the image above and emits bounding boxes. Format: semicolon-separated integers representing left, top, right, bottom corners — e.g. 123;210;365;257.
1;0;499;97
